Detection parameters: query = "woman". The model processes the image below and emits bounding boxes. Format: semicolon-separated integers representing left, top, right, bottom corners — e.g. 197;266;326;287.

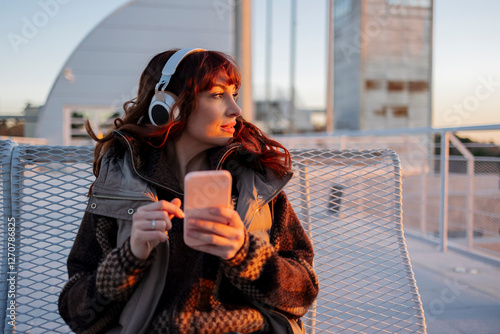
58;48;318;334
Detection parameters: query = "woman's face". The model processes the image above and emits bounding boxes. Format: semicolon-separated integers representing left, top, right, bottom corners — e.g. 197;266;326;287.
180;74;241;149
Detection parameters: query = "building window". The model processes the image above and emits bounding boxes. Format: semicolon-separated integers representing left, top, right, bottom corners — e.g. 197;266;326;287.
366;80;382;90
374;107;387;116
387;81;405;91
392;106;409;117
408;81;429;92
64;107;119;146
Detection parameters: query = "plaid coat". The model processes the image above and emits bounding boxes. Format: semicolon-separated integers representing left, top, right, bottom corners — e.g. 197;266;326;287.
58;130;318;334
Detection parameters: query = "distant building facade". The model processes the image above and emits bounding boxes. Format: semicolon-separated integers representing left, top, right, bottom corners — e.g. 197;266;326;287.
333;0;433;130
0;103;41;138
36;0;235;145
254;99;316;134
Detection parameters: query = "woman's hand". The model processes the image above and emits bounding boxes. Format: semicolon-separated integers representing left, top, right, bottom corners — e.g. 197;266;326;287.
130;198;184;260
185;207;246;260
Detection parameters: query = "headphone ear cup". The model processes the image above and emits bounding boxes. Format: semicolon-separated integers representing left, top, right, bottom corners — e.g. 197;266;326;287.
163;92;180;121
148;91;178;126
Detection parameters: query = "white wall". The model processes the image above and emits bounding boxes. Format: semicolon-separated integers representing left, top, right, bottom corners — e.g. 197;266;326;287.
36;0;234;145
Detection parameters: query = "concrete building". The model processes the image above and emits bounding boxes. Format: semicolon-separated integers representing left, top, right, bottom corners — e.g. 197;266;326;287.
333;0;433;130
254;99;316;135
0;103;41;138
36;0;236;145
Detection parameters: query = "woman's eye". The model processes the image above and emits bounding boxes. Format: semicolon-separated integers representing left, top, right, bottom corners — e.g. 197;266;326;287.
233;93;239;101
212;93;223;99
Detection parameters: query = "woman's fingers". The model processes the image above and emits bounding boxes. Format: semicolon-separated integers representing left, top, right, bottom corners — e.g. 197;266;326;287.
185;207;246;260
130;198;183;260
130;228;169;260
141;218;169;232
187;207;239;227
136;199;184;218
169;198;183;219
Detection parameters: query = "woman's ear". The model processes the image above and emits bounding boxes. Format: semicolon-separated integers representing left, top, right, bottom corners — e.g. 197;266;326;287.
168;92;180;121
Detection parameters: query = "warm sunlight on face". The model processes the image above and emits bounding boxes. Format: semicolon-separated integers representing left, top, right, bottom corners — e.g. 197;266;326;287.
180;75;242;150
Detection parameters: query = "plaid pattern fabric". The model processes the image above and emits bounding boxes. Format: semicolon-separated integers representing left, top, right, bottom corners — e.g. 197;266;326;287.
222;192;318;317
59;138;318;333
96;237;153;302
225;235;274;281
59;213;135;333
152;289;266;334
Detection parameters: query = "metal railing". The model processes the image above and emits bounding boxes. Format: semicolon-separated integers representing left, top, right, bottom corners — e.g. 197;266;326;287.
278;124;500;260
0;140;426;333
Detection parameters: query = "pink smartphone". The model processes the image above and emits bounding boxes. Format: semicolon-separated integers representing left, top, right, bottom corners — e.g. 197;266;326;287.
184;170;232;247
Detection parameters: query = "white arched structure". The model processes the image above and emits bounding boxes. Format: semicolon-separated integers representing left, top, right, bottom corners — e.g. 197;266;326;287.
36;0;234;145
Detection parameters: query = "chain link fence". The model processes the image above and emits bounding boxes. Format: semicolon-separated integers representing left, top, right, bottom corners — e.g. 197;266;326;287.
279;128;500;259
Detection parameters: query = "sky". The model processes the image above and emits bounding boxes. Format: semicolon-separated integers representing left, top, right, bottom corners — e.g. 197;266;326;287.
1;0;500;141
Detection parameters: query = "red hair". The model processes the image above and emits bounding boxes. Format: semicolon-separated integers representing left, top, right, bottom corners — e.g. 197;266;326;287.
87;49;291;185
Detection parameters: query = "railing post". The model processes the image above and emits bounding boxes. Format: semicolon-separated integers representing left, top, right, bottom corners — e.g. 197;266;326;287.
420;153;427;236
449;134;475;249
467;158;474;248
439;132;450;252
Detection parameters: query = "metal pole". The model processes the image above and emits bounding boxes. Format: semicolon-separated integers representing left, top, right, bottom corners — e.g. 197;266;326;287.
420;153;427;236
439;132;449;252
467;158;474;248
326;0;334;132
234;0;254;122
265;0;273;126
449;134;475;249
289;0;297;133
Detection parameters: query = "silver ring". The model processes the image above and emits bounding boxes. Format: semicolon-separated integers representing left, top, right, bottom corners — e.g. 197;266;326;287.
151;219;156;230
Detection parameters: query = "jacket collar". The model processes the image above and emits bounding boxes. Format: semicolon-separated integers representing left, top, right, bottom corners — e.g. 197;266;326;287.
113;129;292;199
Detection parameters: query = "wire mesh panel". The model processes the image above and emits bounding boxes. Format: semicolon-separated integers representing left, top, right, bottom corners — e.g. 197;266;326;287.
1;140;17;331
1;143;426;333
6;145;94;333
288;149;426;334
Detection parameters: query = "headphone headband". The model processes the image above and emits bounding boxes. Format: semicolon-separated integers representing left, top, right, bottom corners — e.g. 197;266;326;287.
158;48;206;92
149;48;206;126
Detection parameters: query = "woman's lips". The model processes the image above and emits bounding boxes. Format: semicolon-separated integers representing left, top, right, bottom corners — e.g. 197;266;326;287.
221;122;236;133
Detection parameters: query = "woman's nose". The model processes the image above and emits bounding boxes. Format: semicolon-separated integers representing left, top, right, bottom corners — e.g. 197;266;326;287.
227;97;242;117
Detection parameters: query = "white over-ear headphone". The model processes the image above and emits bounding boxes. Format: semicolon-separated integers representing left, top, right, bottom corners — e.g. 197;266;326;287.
148;48;206;126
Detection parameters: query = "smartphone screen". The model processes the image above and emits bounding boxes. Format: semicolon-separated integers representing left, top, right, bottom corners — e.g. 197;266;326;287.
183;170;232;246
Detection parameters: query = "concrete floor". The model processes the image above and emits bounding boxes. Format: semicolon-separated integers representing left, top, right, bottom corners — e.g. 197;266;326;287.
405;235;500;334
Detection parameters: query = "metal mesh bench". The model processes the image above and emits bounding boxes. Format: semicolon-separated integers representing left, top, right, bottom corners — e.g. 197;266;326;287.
0;140;426;333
